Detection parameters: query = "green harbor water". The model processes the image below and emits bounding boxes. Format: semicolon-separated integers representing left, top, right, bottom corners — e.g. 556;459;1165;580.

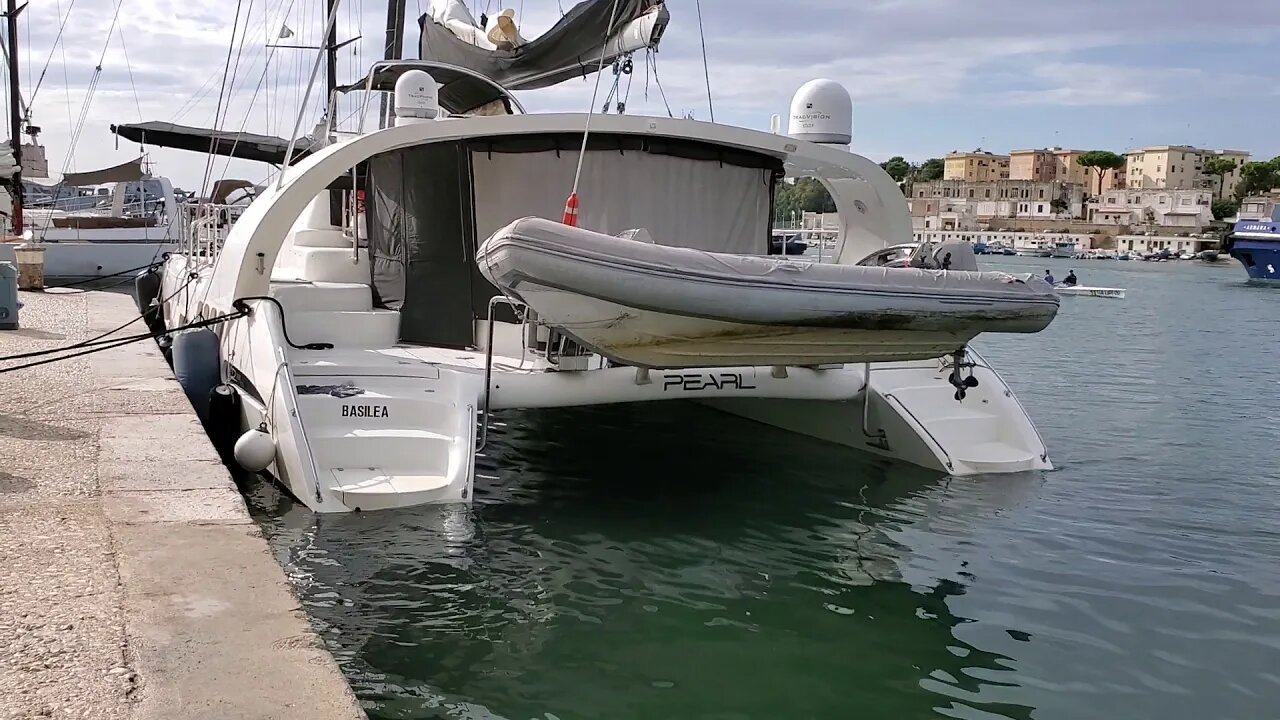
247;256;1280;720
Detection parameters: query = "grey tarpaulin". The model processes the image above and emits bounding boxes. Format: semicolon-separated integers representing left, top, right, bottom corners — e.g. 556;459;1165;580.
364;133;779;348
62;158;147;187
365;143;477;347
469;134;779;256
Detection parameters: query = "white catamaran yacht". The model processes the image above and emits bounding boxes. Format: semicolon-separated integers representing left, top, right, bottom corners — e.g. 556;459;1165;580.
147;0;1058;513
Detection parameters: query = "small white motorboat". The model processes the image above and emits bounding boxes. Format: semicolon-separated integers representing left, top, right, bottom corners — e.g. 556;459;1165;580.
478;217;1061;368
1054;283;1125;299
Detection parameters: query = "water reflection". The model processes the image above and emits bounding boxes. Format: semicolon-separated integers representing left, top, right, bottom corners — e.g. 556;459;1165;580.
249;402;1039;720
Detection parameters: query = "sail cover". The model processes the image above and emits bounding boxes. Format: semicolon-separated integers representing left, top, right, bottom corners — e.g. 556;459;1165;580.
418;0;667;111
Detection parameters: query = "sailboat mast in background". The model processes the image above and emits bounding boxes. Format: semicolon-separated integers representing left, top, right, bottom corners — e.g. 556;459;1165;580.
4;0;23;235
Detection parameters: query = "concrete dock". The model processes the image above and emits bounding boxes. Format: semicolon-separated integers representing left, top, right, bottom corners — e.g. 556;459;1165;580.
0;290;365;719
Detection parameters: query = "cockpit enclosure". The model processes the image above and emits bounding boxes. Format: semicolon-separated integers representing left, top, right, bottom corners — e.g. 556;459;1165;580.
362;131;784;348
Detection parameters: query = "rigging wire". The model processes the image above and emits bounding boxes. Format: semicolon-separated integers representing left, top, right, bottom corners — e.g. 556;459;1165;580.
694;0;714;122
278;0;342;187
26;0;77;108
56;0;75;144
216;0;299;187
23;1;30;91
566;0;623;214
199;0;250;198
647;51;673;118
34;0;127;241
114;23;144;122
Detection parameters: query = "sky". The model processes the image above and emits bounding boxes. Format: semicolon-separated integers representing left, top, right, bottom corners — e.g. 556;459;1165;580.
9;0;1280;191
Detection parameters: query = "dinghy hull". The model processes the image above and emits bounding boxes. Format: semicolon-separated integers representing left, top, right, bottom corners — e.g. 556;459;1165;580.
478;218;1060;369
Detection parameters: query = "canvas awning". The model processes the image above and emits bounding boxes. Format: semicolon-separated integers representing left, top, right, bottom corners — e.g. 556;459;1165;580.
110;121;319;165
210;179;258;204
62;157;146;186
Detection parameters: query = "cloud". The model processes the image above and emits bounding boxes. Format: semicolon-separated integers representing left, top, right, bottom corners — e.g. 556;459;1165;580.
998;63;1280;107
10;0;1280;187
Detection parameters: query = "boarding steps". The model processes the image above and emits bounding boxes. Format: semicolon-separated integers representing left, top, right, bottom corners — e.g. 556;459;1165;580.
267;275;485;510
291;370;484;511
872;367;1048;474
270;281;399;349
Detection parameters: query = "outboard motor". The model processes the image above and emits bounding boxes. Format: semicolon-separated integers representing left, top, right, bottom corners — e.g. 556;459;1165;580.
931;241;978;272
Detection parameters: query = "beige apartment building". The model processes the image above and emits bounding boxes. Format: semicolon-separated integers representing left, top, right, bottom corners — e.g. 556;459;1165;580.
1009;147;1123;194
1087;188;1214;230
943;151;1010;182
1123;145;1249;199
911;179;1086;220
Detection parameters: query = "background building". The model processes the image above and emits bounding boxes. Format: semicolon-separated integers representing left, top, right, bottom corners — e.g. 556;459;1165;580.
943;151;1010;182
1086;188;1214;230
1237;192;1280;221
910;179;1085;225
1009;148;1124;194
1123;146;1249;199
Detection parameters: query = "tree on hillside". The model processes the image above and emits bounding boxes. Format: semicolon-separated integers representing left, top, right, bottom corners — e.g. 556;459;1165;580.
1076;151;1126;195
774;177;836;223
1236;157;1280;199
793;177;835;213
1049;198;1068;217
1203;157;1238;199
1212;199;1239;221
879;156;911;183
916;158;945;182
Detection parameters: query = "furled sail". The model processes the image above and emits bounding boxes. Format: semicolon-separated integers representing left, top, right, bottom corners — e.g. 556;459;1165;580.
418;0;668;110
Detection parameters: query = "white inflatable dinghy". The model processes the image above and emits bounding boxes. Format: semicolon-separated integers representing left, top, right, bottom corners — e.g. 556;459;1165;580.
1054;284;1125;299
477;218;1061;368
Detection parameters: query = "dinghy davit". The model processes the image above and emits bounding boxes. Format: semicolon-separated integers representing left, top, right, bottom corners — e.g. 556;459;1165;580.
478;217;1061;368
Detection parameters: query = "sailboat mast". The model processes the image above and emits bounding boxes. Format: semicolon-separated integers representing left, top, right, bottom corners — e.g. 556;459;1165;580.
378;0;406;127
5;0;23;236
324;0;339;99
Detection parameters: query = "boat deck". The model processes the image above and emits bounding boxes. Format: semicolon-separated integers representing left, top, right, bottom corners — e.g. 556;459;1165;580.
288;343;560;376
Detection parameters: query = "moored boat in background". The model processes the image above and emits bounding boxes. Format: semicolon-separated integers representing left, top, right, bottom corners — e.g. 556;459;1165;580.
1223;216;1280;281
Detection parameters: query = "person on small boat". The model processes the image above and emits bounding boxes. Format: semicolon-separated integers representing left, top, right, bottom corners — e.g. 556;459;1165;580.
1044;269;1055;284
1062;270;1078;286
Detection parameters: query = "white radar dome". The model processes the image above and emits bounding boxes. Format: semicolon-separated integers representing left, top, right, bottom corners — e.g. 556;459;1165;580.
788;79;852;146
394;69;441;125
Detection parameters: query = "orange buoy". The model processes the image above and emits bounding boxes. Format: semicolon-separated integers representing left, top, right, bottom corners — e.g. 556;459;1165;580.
561;192;579;227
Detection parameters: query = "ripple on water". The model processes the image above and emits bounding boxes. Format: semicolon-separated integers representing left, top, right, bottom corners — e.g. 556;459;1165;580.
246;259;1280;720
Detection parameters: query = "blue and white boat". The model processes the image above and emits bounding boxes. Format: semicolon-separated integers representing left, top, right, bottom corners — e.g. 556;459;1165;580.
1225;212;1280;281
